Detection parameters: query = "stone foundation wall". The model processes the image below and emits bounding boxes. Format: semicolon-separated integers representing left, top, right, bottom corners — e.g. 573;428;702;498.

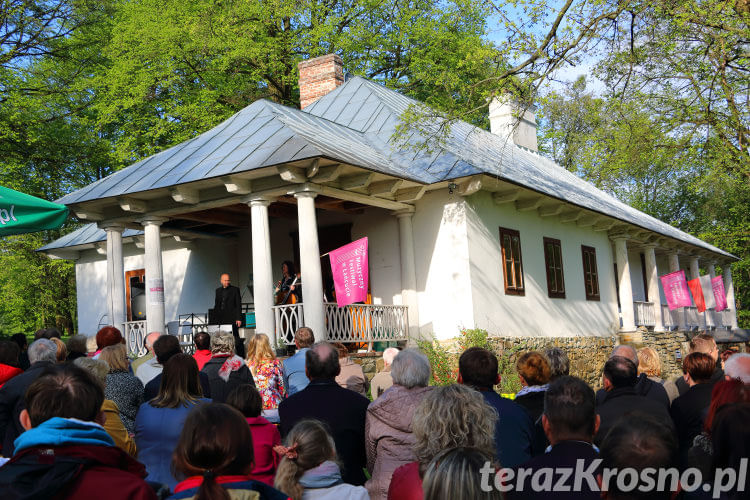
348;333;749;390
488;336;617;389
351;352;384;381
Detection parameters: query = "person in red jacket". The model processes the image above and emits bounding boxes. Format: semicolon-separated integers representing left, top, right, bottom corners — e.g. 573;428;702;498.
0;341;23;389
192;331;212;370
226;383;281;485
0;364;157;500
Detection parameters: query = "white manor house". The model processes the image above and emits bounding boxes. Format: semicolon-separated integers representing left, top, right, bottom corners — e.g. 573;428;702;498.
40;55;743;355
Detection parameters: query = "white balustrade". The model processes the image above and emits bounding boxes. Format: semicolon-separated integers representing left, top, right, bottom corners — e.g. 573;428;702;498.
124;320;147;358
272;303;305;346
717;309;734;329
661;305;677;330
685;307;700;329
633;301;655;327
324;303;408;343
271;302;409;345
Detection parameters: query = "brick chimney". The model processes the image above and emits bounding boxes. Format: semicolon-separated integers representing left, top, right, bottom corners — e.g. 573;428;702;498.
298;54;344;109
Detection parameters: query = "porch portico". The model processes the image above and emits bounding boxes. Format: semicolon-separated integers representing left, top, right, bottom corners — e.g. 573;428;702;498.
71;157;425;354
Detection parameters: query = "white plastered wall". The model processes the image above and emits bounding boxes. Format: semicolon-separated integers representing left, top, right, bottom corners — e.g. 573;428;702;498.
411;191;475;341
75;237;238;335
464;191;619;337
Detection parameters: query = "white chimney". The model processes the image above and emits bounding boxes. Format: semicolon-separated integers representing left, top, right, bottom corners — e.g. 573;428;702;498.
488;97;538;151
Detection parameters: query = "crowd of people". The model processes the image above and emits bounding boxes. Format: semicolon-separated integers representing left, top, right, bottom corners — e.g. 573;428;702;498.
0;327;748;499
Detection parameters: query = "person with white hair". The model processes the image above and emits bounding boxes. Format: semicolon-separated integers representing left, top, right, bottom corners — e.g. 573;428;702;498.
201;331;255;403
133;331;162;382
0;338;58;456
365;348;432;499
724;352;750;383
371;347;399;399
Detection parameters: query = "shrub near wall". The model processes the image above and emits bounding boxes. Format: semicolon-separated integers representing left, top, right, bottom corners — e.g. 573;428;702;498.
418;329;523;393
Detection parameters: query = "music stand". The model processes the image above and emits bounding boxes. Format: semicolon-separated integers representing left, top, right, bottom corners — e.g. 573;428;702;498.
207;324;233;334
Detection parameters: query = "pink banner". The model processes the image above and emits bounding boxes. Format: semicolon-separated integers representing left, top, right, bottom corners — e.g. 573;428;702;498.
712;276;728;311
329;237;369;307
660;270;692;310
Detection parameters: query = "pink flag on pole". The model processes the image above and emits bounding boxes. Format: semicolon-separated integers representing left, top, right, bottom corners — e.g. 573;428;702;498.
660;270;692;310
329;237;369;307
712;276;728;311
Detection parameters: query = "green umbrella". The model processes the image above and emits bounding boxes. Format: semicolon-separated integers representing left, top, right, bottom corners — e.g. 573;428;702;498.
0;186;69;236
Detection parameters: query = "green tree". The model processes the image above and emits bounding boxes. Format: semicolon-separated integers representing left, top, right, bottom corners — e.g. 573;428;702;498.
0;1;115;334
92;0;498;163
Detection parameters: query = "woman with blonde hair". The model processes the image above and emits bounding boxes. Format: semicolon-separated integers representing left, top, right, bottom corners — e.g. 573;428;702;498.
246;333;286;423
99;343;143;434
637;347;678;403
422;447;502;500
387;384;498;500
274;419;368;500
50;337;67;363
637;347;663;380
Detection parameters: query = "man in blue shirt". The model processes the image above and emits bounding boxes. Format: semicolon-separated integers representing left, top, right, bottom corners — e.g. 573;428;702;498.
282;327;314;395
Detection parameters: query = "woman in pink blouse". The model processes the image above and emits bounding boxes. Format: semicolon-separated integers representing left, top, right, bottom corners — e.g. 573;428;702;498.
246;333;286;423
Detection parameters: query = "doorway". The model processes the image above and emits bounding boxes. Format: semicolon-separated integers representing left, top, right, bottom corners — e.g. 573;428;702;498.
125;269;146;321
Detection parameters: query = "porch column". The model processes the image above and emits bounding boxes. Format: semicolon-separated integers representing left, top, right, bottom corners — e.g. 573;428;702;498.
668;252;686;330
644;244;664;332
249;198;276;339
396;210;421;339
707;262;716;279
295;190;326;339
689;257;700;281
724;265;739;329
612;235;636;332
101;223;126;333
706;261;716;329
142;217;167;334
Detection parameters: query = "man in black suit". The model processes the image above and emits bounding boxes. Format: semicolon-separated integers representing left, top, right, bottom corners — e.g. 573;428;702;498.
278;341;370;485
594;344;669;409
507;376;601;499
214;273;244;357
595;356;674;446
